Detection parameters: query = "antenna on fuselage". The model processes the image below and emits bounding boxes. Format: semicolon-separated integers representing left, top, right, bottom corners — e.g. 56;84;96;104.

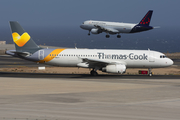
75;43;77;49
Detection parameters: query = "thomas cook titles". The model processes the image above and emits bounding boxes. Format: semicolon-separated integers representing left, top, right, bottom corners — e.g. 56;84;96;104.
97;53;148;60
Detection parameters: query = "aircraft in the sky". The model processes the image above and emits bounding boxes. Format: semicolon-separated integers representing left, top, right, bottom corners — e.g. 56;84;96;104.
6;21;173;76
80;10;154;38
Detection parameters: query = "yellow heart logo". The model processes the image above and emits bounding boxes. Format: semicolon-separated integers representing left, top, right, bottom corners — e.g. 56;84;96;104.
12;32;31;47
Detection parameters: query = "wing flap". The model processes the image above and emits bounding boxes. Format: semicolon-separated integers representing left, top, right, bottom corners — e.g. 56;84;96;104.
77;57;126;68
94;25;119;33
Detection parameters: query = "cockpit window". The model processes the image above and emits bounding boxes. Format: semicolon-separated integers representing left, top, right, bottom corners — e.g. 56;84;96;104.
160;55;167;58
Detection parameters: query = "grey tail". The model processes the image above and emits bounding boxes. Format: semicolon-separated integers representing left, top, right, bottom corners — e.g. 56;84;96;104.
9;21;41;53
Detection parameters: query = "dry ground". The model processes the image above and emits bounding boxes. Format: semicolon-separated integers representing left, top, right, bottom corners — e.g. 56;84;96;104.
0;65;179;75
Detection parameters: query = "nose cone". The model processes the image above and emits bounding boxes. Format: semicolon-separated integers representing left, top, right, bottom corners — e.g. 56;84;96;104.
166;59;174;66
80;24;84;29
169;59;174;66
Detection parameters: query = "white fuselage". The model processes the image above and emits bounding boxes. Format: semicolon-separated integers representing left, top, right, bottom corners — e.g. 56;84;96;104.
80;20;136;33
37;48;173;69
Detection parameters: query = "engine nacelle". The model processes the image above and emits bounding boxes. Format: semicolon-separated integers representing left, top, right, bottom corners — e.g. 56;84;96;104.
91;28;101;34
102;64;126;74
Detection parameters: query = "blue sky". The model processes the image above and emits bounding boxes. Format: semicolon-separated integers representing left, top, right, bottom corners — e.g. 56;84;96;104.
0;0;180;52
0;0;180;28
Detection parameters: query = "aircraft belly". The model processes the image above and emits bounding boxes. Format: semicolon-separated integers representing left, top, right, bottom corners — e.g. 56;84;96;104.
116;27;132;33
47;57;80;67
126;60;162;68
126;61;151;68
81;24;94;30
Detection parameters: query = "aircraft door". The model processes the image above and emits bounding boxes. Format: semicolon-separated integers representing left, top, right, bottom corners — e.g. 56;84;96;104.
39;50;44;60
149;52;155;62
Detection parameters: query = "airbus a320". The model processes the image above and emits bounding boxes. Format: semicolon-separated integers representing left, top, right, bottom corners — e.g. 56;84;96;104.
80;10;154;38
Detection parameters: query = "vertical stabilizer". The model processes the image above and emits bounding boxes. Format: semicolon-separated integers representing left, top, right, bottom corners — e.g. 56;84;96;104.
139;10;153;26
9;21;41;53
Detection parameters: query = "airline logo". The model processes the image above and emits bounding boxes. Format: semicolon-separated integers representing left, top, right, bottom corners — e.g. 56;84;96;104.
98;53;148;60
12;32;30;47
139;11;152;25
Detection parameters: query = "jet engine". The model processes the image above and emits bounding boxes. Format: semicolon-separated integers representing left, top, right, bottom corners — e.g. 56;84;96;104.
102;64;126;74
91;28;101;34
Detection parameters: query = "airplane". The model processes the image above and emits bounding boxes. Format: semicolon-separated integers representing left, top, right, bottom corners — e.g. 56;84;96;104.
6;21;173;76
80;10;154;38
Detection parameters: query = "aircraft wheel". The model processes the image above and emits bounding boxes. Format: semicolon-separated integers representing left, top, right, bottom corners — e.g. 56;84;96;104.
90;70;98;76
88;31;90;35
149;72;153;76
148;68;153;76
117;35;121;38
106;35;110;38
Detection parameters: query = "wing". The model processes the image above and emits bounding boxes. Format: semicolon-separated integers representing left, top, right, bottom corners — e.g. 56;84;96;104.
94;25;119;34
77;57;126;69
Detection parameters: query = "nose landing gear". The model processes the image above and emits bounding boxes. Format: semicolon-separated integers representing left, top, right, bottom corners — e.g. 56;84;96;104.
88;30;90;35
148;68;153;76
106;34;110;38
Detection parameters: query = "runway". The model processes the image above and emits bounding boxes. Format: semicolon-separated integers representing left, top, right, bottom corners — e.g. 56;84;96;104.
0;76;180;120
1;55;180;120
1;71;180;79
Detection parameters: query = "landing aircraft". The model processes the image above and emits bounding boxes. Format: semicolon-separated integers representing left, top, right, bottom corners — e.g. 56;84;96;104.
80;10;154;38
6;21;173;76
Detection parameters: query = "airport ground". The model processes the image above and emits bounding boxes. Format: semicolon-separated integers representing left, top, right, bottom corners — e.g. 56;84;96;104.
0;44;180;120
1;73;180;120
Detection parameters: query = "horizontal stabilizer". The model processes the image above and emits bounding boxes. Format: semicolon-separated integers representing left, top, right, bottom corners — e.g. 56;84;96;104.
153;26;160;28
6;50;30;57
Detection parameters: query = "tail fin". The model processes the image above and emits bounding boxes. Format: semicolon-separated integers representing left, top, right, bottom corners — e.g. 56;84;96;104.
139;10;153;26
9;21;41;53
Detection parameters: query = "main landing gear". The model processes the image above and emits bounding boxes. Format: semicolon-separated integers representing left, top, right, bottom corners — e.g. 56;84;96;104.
90;69;98;76
106;34;110;38
105;34;121;38
148;68;153;76
117;34;121;38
